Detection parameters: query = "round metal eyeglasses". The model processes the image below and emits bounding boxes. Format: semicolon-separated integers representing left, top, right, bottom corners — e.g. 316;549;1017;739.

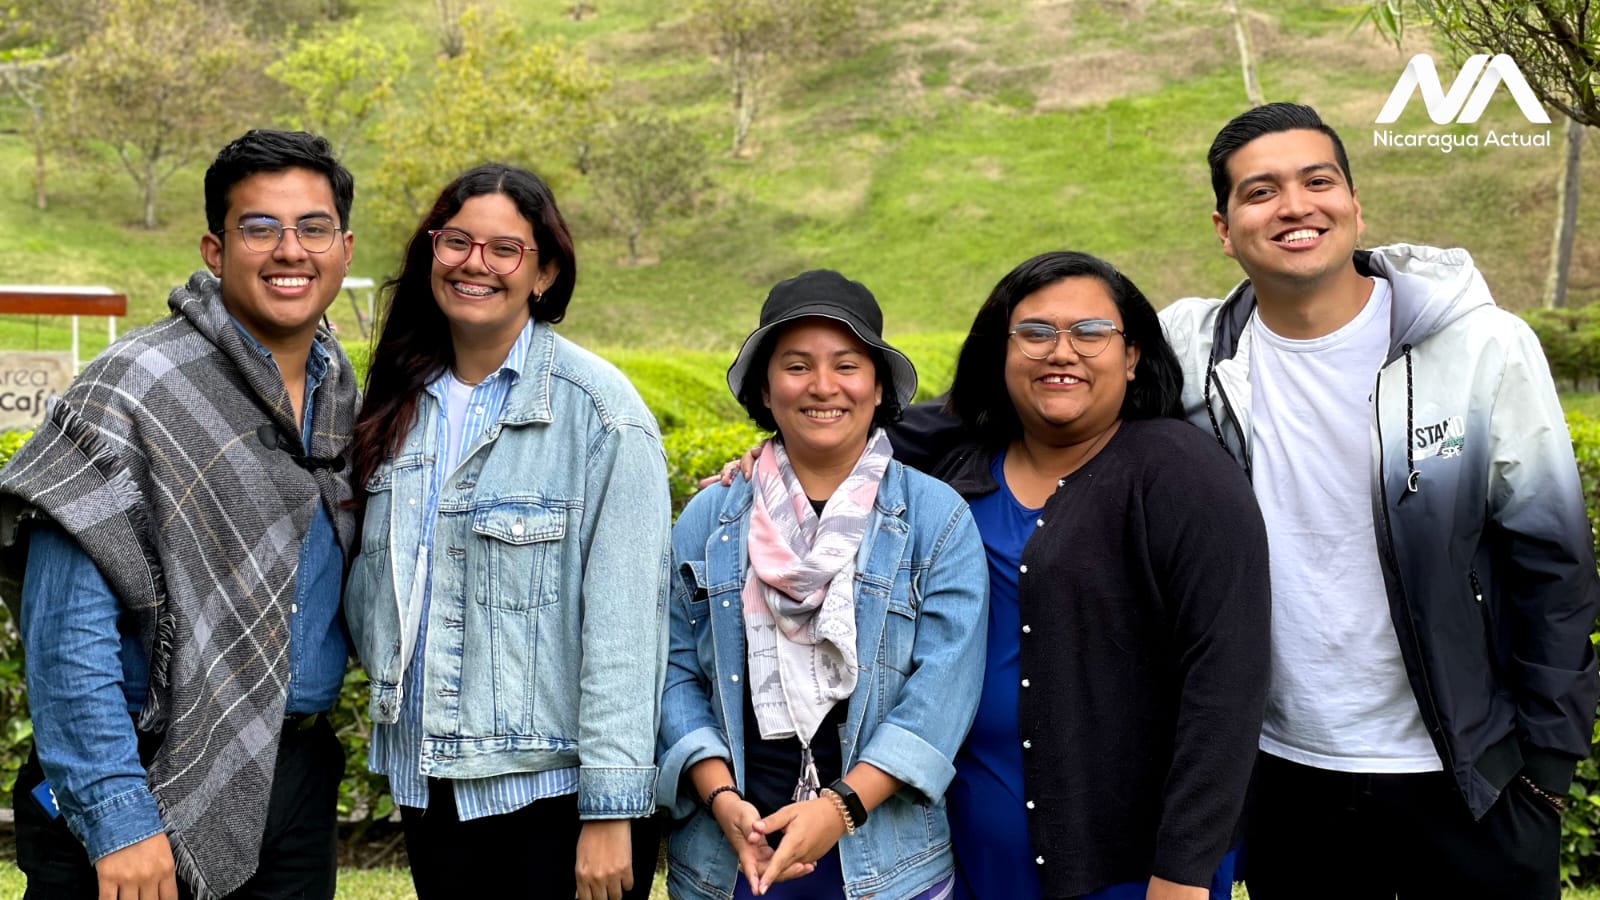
429;229;535;276
1009;319;1126;359
225;218;343;254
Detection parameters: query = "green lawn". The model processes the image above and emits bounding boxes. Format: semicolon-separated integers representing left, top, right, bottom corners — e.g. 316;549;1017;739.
0;867;1591;899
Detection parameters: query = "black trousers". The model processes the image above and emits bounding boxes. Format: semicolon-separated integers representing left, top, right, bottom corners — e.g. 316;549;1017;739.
12;715;345;900
400;782;660;899
1243;752;1562;900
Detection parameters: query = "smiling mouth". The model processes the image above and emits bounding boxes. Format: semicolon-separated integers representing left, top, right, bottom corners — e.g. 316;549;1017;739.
265;275;311;288
451;282;497;298
802;409;845;420
1039;374;1083;385
1274;228;1323;245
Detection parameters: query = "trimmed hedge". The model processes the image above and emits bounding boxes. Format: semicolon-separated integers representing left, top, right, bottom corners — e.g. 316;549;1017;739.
1524;309;1600;391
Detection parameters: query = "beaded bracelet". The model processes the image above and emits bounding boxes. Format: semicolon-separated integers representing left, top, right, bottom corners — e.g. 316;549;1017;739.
819;788;858;836
704;784;742;812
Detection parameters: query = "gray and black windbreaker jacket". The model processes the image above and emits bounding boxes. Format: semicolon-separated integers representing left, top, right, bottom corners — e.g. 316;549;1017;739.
1161;242;1600;819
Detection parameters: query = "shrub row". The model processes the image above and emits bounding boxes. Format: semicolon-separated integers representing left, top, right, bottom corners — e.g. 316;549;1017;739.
1523;308;1600;391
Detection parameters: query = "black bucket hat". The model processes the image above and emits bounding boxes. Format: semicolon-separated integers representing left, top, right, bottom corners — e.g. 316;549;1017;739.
726;270;918;408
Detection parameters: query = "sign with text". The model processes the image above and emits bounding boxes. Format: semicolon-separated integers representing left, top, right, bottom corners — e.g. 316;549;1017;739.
0;353;72;430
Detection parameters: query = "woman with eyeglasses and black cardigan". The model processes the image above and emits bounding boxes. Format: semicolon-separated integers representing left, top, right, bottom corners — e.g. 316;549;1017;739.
928;251;1271;900
343;164;669;900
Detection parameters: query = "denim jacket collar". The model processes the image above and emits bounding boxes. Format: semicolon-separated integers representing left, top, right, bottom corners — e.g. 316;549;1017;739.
496;321;558;426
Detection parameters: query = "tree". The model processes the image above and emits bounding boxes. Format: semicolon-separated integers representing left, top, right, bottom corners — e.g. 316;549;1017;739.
1367;1;1597;307
49;0;272;228
688;0;855;155
368;7;608;243
435;0;469;58
268;18;404;158
588;112;709;265
0;0;106;211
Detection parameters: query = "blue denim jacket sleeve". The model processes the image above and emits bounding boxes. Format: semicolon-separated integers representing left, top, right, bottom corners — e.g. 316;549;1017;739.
575;420;673;819
656;489;736;821
856;501;988;804
20;525;164;861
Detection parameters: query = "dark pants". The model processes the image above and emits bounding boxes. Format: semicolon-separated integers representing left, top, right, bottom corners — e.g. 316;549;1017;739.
1243;752;1562;900
13;715;345;900
400;782;660;899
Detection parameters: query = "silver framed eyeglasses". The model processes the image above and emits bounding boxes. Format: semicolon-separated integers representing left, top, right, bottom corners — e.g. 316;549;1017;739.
429;229;535;276
223;217;343;253
1009;319;1125;359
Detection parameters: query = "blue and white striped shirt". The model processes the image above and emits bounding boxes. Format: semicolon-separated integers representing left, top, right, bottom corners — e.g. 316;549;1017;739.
370;319;578;817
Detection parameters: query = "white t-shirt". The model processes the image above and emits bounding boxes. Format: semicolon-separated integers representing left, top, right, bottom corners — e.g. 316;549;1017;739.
1249;277;1442;772
442;371;475;472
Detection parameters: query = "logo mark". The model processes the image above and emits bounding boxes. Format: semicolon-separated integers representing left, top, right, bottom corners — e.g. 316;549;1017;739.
1376;54;1550;125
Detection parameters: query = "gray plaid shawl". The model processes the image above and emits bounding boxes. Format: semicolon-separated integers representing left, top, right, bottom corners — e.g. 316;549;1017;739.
0;271;357;898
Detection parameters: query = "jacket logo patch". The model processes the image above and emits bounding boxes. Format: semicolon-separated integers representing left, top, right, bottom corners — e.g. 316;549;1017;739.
1412;415;1466;460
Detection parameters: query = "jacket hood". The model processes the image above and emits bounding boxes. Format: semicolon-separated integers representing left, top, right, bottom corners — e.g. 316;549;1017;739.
1358;243;1494;363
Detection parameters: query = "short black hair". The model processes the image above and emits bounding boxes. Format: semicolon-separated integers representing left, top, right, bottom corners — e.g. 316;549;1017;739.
204;130;354;233
947;251;1182;446
735;320;902;434
1208;102;1353;215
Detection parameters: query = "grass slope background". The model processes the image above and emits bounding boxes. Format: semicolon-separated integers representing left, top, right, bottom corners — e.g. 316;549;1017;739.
1;0;1597;367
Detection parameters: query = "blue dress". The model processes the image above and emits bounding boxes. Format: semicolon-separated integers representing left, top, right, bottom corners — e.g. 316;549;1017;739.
948;452;1238;900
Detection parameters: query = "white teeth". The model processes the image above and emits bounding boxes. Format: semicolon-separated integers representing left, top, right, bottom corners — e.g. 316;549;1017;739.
804;410;843;419
266;276;309;288
1279;229;1320;244
1041;375;1081;384
453;283;496;297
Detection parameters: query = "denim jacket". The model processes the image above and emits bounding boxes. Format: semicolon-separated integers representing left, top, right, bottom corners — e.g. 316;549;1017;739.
345;323;672;818
657;460;988;900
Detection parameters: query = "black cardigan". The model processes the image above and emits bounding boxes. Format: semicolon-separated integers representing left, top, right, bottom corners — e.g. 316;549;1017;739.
928;417;1271;898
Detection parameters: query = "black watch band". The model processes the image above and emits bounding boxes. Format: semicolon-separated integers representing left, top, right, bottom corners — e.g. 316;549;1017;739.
827;778;868;828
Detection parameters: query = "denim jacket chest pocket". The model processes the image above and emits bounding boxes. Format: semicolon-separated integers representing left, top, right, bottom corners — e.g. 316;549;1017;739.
471;501;566;611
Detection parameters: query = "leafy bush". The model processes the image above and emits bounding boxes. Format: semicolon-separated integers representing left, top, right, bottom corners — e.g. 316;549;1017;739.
1524;309;1600;391
663;421;770;514
1562;412;1600;887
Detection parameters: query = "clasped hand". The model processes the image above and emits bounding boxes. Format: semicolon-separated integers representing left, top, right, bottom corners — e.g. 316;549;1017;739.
711;793;845;895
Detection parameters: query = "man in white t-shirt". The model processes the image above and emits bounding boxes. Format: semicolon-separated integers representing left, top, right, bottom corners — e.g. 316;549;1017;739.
1160;103;1600;900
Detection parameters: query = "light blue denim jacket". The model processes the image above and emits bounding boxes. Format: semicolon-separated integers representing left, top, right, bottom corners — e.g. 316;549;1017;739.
657;459;988;900
345;323;672;818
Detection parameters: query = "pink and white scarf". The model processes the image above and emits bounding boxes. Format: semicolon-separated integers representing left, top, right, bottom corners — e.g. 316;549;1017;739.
743;429;894;797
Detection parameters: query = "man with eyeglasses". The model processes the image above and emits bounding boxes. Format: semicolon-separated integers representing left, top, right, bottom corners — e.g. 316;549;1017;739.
1159;102;1599;899
1;130;359;900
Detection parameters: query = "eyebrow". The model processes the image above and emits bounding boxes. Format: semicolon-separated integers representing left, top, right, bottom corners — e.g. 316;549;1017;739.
777;348;867;358
443;227;532;244
1232;162;1343;195
238;211;337;223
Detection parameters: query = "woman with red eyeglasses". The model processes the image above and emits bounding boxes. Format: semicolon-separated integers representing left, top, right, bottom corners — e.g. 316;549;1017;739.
344;164;670;900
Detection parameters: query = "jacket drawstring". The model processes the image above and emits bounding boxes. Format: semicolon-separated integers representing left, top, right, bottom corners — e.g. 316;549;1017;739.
1402;343;1420;498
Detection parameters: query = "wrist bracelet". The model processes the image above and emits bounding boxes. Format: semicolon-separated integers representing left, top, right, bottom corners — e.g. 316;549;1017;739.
704;784;742;812
827;778;869;828
819;788;857;836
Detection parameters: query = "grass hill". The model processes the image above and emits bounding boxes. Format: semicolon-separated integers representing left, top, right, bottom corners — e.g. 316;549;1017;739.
1;0;1595;371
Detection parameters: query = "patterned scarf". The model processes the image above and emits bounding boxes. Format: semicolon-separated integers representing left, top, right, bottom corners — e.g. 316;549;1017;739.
743;428;893;799
0;271;357;899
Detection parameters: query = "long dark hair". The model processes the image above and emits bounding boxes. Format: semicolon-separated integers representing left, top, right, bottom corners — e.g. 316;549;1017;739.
350;164;576;491
946;251;1182;446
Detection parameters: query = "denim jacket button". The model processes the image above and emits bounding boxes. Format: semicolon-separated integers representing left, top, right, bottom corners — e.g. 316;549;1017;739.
722;600;730;607
731;674;740;683
721;534;729;542
512;520;525;537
